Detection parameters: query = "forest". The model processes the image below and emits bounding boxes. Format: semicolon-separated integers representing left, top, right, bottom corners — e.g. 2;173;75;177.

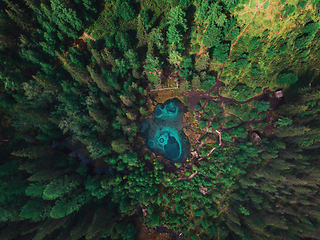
1;0;320;239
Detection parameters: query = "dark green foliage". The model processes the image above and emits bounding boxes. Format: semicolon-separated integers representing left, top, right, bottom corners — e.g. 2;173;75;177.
1;1;320;240
199;120;207;129
231;126;247;138
20;198;49;222
230;28;240;39
282;4;297;16
276;116;293;127
167;6;187;50
257;101;269;112
201;75;216;91
205;101;222;115
236;58;248;68
116;0;135;21
203;23;222;48
195;53;210;72
303;22;319;35
115;31;132;53
213;43;229;63
277;72;298;84
42;176;79;200
222;131;232;141
249;37;261;50
179;56;194;79
279;43;288;53
295;35;313;49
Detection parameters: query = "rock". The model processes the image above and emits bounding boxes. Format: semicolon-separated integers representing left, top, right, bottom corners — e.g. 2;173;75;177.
199;187;208;195
191;151;199;158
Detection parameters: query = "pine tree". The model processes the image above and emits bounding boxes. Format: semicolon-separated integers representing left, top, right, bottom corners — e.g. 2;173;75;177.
149;28;164;51
4;0;34;32
115;31;132;53
203;22;222;48
50;198;75;219
87;65;112;93
70;211;94;240
25;182;47;197
274;125;310;138
33;217;69;240
226;220;244;237
56;51;91;85
101;48;115;66
116;0;135;21
50;0;83;31
124;49;140;70
90;49;104;68
167;6;187;50
113;58;130;77
137;15;148;46
195;52;210;72
11;145;54;159
111;138;129;154
86;207;111;239
168;44;182;67
213;43;229;63
42;176;80;200
87;139;110;160
20;198;49;222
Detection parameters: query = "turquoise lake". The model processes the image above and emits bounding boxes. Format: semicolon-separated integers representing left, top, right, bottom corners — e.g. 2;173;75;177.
140;98;190;163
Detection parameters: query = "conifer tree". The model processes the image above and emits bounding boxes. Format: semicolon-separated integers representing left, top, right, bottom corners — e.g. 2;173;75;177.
11;145;53;159
203;22;222;48
87;65;112;93
20;198;49;222
50;0;83;31
33;216;69;240
4;0;34;32
167;6;187;50
42;176;80;200
137;15;148;46
101;48;116;66
195;52;210;72
56;51;91;86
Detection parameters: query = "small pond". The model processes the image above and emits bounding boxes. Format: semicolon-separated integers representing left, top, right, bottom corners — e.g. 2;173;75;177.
140;98;190;163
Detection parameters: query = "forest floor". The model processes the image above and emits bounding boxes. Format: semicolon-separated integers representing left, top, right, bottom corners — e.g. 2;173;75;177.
233;0;297;39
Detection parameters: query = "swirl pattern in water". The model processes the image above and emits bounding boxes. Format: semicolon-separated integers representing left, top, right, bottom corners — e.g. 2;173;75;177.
140;98;190;163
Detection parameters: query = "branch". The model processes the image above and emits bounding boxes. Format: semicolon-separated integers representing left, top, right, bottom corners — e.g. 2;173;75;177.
150;81;179;92
177;171;198;181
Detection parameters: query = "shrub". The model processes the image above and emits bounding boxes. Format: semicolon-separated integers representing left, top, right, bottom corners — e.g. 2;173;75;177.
201;75;216;91
232;127;247;138
257;101;269;112
222;132;232;141
303;22;319;35
210;122;220;129
249;37;260;50
203;23;222;48
199;120;207;129
213;43;229;63
282;4;296;16
200;99;207;105
206;101;223;115
279;44;288;53
236;58;248;68
276;116;293;127
277;72;298;85
295;35;313;49
231;28;240;39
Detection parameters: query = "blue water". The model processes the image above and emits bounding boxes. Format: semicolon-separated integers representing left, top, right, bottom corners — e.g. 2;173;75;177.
140;98;190;163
